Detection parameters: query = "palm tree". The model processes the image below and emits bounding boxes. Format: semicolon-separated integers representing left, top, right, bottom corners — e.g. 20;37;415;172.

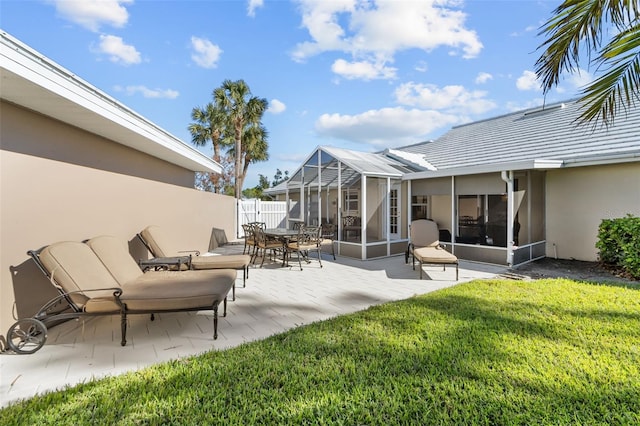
227;123;270;185
213;79;268;198
535;0;640;125
188;103;230;193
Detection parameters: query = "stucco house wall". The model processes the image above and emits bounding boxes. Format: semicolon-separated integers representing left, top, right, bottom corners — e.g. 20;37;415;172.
545;162;640;261
0;102;236;336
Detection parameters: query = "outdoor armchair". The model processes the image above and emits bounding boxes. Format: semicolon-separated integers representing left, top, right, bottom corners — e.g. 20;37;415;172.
320;223;336;260
407;219;458;280
286;225;323;270
252;227;285;267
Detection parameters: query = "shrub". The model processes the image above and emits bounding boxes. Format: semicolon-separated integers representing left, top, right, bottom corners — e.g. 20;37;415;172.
596;214;640;279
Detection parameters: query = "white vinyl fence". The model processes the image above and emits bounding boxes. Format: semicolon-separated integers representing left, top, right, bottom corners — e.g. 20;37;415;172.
237;199;297;237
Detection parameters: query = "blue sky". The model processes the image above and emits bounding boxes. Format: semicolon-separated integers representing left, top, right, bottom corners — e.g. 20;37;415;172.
1;0;592;188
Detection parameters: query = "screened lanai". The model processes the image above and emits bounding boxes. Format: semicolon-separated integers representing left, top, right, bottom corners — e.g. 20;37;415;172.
283;146;417;260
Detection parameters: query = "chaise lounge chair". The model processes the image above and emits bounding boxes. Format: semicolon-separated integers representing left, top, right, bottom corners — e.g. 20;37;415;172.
407;219;458;280
138;225;251;299
10;236;235;353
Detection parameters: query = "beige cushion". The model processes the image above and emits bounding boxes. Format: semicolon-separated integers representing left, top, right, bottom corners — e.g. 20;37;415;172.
120;270;235;311
85;270;236;313
39;241;121;308
140;225;172;258
142;225;248;271
191;254;250;270
86;235;144;285
40;238;236;314
413;246;458;264
410;219;440;248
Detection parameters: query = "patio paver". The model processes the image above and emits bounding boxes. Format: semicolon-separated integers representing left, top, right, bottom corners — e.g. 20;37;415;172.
1;244;505;407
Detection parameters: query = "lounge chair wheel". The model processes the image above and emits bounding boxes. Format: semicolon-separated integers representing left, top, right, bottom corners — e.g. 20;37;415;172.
8;318;48;354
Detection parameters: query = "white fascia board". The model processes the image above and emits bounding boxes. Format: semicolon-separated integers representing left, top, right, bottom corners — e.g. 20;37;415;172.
402;159;564;180
1;31;221;174
560;151;640;168
386;149;437;171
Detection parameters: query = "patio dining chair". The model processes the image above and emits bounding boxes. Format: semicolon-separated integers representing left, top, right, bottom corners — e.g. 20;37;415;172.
242;223;260;255
286;225;323;270
342;215;361;241
320;223;336;260
252;227;285;268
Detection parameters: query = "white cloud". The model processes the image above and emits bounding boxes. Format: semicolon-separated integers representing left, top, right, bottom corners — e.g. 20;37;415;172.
95;34;141;65
331;58;397;80
292;0;482;80
315;107;461;148
394;82;496;115
247;0;264;17
190;36;223;68
268;99;286;114
475;72;493;84
516;70;541;91
566;68;593;89
116;85;179;99
414;61;428;73
52;0;132;32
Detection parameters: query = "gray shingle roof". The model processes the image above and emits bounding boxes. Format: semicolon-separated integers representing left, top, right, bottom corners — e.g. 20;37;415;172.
397;99;640;176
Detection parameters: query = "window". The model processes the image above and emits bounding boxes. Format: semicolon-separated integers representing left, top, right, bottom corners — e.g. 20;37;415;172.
343;190;359;213
411;195;428;220
456;194;508;246
390;189;399;235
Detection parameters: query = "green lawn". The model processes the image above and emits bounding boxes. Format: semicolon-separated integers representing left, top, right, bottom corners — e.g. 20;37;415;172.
2;278;639;425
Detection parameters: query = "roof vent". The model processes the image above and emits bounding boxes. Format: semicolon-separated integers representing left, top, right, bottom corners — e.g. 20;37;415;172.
523;103;566;117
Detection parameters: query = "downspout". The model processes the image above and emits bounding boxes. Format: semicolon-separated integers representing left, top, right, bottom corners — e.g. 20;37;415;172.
501;170;514;266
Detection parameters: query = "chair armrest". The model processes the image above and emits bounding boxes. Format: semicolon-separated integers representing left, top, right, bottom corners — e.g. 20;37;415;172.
178;250;201;256
35;288;124;318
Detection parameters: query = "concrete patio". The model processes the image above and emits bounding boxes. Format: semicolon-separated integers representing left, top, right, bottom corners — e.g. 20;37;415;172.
1;244;506;408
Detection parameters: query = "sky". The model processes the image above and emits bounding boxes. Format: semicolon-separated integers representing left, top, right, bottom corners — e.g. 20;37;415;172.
1;0;593;189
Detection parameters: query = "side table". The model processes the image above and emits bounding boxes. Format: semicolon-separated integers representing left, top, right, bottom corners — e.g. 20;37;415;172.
138;255;192;272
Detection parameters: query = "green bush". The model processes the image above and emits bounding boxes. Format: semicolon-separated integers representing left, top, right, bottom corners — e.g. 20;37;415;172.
596;214;640;279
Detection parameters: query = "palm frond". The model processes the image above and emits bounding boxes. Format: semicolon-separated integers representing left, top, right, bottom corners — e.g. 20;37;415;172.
577;23;640;124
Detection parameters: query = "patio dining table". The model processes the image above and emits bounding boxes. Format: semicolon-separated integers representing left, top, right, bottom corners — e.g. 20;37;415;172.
264;228;299;266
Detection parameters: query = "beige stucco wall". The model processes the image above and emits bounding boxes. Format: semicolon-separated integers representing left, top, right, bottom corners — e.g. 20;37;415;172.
545;162;640;261
0;103;236;338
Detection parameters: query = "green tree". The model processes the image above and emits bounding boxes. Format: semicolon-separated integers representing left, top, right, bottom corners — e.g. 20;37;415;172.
272;169;289;186
536;0;640;125
214;79;268;198
227;123;270;190
188;102;231;193
242;174;271;200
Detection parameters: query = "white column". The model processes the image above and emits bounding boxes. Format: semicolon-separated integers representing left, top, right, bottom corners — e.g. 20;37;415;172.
361;175;367;260
450;176;456;255
317;151;322;225
501;170;515;266
337;162;342;245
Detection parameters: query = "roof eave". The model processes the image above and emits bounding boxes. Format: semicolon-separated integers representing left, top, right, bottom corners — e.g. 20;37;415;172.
402;159;564;180
0;31;221;175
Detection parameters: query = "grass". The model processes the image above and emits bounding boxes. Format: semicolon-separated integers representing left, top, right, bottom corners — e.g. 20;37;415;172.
1;278;639;425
